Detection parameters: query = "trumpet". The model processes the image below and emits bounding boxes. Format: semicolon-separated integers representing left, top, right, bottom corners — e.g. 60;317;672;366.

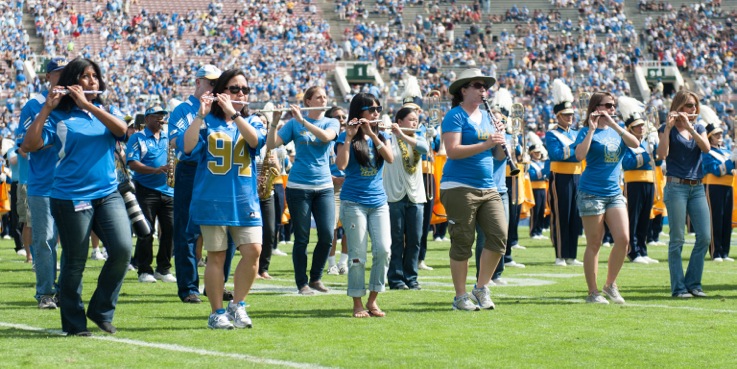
52;88;103;95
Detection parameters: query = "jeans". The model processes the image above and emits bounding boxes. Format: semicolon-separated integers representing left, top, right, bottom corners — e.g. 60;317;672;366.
173;162;234;300
29;195;59;300
387;196;423;288
273;183;286;249
258;195;276;274
663;182;710;295
51;191;132;334
9;182;22;251
286;187;335;289
420;173;435;261
133;183;173;275
341;201;391;297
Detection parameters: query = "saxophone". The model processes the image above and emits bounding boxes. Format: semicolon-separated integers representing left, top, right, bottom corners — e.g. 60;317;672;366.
257;149;280;200
166;139;177;188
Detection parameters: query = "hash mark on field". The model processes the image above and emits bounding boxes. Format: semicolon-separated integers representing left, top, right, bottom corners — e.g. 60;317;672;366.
0;322;337;369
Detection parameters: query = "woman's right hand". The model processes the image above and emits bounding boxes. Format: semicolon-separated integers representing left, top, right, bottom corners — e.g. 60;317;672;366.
199;92;213;117
588;113;599;130
346;118;360;138
45;87;65;110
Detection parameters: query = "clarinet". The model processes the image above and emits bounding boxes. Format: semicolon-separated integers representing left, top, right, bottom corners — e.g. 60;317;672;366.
482;97;520;176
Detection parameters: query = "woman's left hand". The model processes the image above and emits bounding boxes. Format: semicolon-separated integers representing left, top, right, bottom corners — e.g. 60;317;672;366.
67;85;93;110
217;93;237;118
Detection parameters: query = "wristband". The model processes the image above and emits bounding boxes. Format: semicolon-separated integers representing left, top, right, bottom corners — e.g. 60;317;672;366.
375;142;384;151
196;113;205;121
230;112;241;121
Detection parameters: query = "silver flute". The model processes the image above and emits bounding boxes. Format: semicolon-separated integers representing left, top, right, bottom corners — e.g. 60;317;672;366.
53;89;103;95
668;112;699;118
201;96;248;105
256;106;332;113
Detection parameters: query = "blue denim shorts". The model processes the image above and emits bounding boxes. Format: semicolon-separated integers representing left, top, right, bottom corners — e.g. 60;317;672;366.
576;191;626;217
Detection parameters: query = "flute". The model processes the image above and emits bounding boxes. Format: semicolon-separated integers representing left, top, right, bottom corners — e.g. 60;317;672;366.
257;106;331;113
668;113;699;118
201;96;248;105
347;119;421;133
53;89;103;95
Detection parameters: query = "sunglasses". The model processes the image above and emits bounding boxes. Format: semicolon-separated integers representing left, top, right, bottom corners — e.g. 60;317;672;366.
467;82;489;90
335;115;347;120
683;103;696;109
361;106;383;114
597;103;616;109
226;85;251;95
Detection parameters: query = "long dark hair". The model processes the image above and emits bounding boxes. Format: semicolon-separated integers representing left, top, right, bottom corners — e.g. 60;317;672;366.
210;69;248;120
584;91;616;125
347;92;386;168
394;107;416;122
56;57;106;112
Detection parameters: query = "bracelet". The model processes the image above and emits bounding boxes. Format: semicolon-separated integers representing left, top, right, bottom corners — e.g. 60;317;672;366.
269;124;278;129
195;113;205;121
230;112;241;121
375;142;384;151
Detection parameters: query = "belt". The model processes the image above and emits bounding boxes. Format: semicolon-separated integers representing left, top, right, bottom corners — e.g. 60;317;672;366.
666;176;701;186
178;160;198;167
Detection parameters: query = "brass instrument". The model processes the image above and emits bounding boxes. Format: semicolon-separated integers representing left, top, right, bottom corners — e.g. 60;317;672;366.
576;91;592;130
510;102;526;163
166;139;177;188
257;149;280;200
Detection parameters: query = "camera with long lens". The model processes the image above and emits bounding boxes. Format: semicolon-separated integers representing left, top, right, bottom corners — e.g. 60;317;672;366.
118;180;152;238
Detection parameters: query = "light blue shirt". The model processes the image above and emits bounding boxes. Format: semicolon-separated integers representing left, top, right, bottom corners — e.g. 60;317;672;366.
575;126;628;196
126;127;173;197
439;106;497;189
337;131;389;207
278;116;340;188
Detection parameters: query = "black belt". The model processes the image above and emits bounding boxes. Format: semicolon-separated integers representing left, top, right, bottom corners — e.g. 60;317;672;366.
666;176;701;186
178;161;197;167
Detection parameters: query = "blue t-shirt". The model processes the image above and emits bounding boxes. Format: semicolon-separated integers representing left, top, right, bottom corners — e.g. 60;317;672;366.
7;148;20;184
190;114;265;227
659;124;706;180
17;93;59;196
575;126;628;196
337;131;390;207
42;104;125;200
278;116;340;188
439;106;497;189
169;95;203;163
492;134;513;194
126;127;173;197
328;140;344;178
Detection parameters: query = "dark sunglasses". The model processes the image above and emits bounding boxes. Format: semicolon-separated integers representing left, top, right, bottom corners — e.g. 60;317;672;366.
683;103;696;109
467;82;489;90
226;85;251;95
598;103;616;109
335;115;347;120
361;106;383;113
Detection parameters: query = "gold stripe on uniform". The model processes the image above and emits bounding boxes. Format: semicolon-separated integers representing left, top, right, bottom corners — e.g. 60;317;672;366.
550;162;583;175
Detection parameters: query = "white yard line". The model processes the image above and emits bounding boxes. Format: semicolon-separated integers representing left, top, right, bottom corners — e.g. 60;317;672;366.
0;322;337;369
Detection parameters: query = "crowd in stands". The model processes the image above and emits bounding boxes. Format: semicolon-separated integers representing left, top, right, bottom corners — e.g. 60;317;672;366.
1;0;736;141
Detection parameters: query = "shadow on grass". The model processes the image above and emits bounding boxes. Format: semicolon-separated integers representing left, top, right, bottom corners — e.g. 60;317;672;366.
253;308;351;319
0;328;67;339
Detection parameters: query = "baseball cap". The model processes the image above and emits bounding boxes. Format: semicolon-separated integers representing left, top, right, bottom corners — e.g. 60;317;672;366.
145;105;168;116
195;65;222;80
46;58;66;73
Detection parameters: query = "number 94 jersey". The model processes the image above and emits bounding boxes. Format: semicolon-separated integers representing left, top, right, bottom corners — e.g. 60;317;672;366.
190;114;266;227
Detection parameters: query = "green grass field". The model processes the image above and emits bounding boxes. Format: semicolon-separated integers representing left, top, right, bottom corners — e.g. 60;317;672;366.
1;229;735;368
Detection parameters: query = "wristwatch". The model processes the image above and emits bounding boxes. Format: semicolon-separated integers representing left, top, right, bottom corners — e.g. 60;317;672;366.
230;112;241;121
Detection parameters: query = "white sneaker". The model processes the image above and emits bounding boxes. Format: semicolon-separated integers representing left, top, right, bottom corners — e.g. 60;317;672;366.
418;261;434;270
433;237;442;242
602;283;626;304
287;241;293;244
278;241;286;245
16;249;27;257
197;258;206;267
90;249;106;260
585;291;609;304
632;256;650;264
338;263;348;275
491;278;508;286
327;265;339;275
724;257;735;262
566;258;583;266
272;249;288;256
3;235;11;240
644;256;659;264
505;260;526;268
656;241;667;246
207;310;234;330
227;301;252;328
532;235;547;240
154;271;177;283
713;257;724;263
453;293;481;311
511;244;527;250
442;238;450;242
647;241;657;247
470;286;495;309
554;258;567;266
602;242;611;248
138;273;157;283
127;264;136;271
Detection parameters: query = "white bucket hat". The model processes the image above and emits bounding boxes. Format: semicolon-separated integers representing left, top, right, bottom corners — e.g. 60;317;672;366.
448;68;496;95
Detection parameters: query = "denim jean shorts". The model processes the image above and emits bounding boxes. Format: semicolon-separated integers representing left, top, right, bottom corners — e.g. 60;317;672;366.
576;191;626;217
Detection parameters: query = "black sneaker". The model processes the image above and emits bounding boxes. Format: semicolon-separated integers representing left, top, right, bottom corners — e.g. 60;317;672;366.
183;294;202;303
202;288;234;301
67;330;92;337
